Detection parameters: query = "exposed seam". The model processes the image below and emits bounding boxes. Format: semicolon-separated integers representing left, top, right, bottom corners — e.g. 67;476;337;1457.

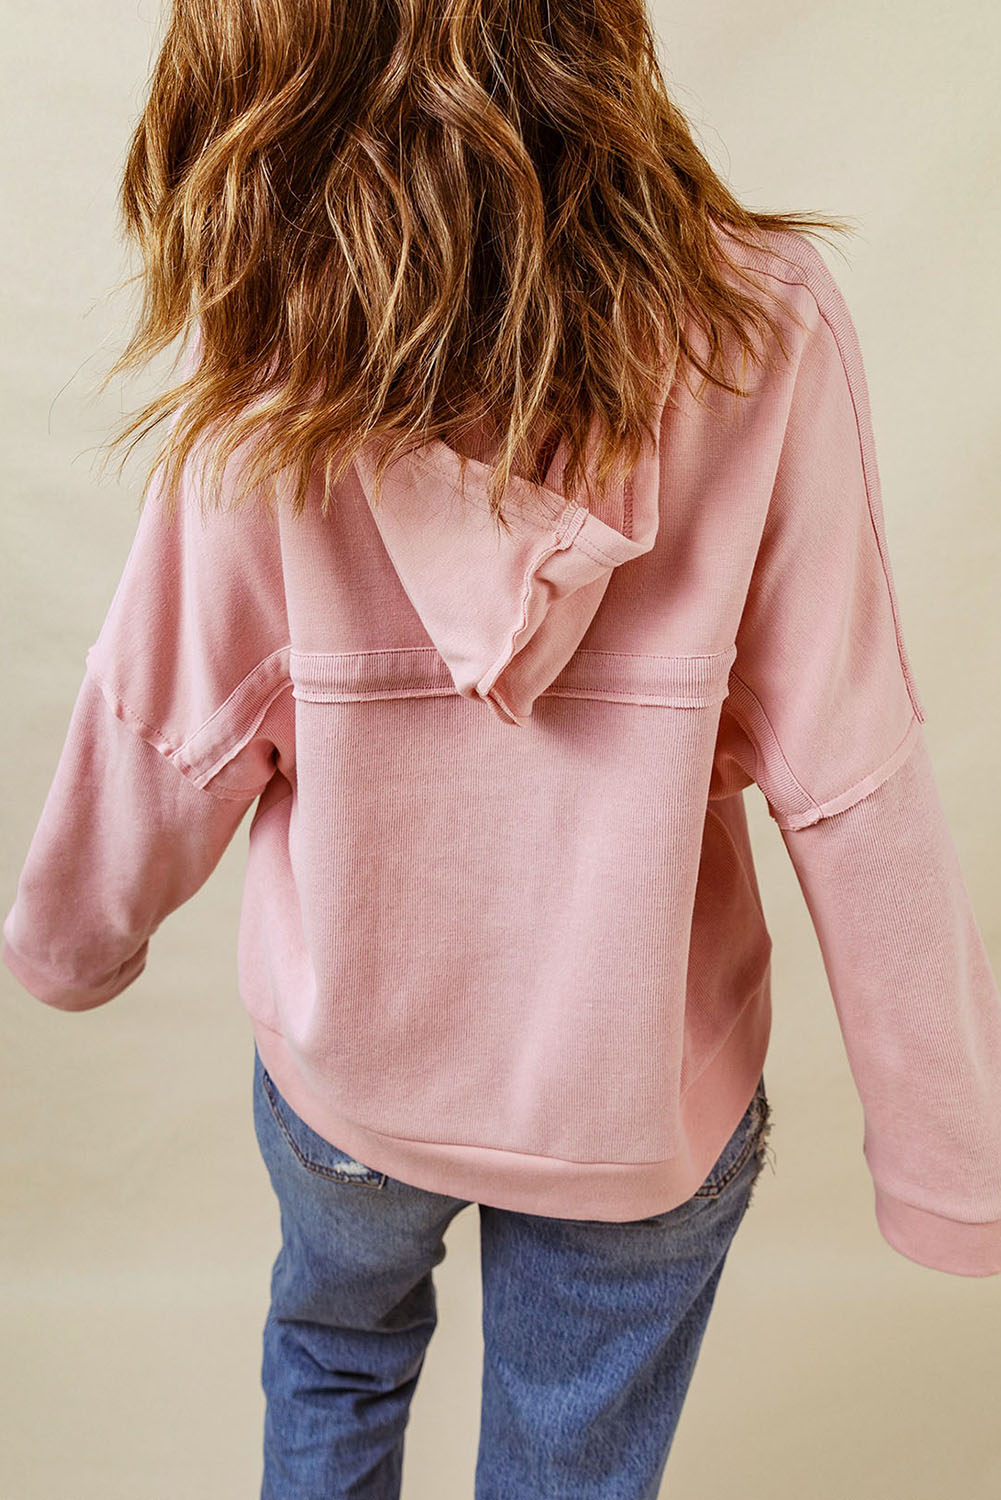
86;655;290;802
477;529;582;696
292;686;456;703
814;311;926;725
731;242;925;724
726;667;821;819
775;712;922;831
542;689;723;708
182;674;292;789
579;647;734;663
174;646;290;757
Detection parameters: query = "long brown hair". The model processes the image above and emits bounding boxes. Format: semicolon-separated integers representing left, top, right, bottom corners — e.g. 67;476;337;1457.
96;0;853;528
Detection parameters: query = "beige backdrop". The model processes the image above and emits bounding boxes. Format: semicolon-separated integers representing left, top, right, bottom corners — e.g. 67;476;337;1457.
2;1;1000;1496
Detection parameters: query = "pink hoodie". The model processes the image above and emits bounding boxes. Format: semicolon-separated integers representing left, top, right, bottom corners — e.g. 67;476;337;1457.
4;228;1000;1276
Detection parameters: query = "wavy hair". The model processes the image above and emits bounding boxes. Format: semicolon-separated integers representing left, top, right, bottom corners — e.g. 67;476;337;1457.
96;0;854;529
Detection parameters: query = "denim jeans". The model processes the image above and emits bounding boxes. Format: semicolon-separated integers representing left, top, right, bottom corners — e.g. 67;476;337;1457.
252;1043;772;1500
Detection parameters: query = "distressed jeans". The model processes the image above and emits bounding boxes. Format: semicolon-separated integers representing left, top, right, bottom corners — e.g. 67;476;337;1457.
252;1043;772;1500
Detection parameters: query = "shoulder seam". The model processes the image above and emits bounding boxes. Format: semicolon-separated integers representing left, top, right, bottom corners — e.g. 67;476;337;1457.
728;236;927;727
726;232;843;333
85;646;292;800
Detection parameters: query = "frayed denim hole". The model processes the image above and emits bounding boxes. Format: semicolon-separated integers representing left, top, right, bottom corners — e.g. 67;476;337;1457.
744;1090;775;1210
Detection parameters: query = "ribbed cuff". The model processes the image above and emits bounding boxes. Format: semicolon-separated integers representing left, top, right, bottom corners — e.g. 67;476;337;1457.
874;1185;1001;1277
0;934;145;1012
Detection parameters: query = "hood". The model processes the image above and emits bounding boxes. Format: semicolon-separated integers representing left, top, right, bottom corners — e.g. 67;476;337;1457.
352;419;662;726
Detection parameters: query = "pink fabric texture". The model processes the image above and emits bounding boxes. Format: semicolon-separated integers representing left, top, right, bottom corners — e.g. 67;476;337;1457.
4;228;1000;1276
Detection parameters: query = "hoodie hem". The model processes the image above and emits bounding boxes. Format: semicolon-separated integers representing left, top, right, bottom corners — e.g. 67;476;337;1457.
246;978;771;1222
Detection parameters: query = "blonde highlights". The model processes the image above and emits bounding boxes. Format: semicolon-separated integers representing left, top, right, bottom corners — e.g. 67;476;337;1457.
97;0;854;527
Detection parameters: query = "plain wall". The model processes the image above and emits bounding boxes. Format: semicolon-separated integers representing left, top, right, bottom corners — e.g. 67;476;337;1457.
2;2;999;1495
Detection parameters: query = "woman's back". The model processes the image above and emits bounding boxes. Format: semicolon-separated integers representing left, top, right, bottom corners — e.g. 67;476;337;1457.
7;225;998;1273
4;2;1000;1495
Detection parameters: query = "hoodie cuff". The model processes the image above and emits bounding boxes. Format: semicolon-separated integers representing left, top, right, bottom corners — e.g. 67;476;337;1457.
874;1185;1001;1277
1;931;147;1012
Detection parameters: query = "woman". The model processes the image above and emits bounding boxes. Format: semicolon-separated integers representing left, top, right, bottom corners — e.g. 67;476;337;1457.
5;2;999;1496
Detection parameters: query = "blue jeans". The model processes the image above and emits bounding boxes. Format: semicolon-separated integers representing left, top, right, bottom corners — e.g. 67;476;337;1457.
252;1044;772;1500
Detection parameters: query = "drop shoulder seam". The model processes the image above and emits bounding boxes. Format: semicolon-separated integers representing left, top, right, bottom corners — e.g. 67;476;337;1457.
84;648;292;802
775;713;924;832
731;240;926;725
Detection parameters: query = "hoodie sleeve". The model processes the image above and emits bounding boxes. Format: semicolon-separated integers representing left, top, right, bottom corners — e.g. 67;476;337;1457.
1;430;292;1013
717;255;1001;1277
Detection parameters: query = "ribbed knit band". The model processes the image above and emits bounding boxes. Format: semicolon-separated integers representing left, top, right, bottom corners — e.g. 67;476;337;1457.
874;1185;1001;1277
